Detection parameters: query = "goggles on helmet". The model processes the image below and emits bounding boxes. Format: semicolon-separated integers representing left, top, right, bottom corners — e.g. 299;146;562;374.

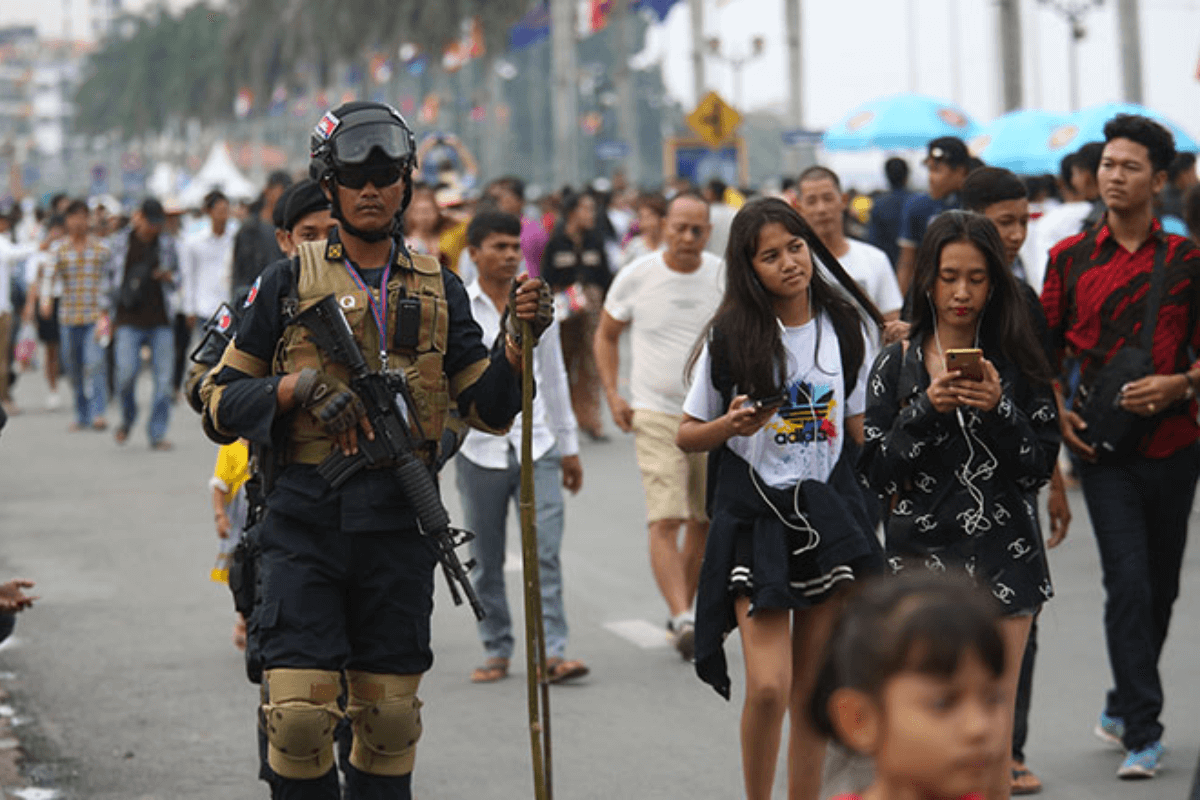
330;121;413;167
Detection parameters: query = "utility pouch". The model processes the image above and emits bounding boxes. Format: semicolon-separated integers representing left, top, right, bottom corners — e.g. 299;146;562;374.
393;296;422;350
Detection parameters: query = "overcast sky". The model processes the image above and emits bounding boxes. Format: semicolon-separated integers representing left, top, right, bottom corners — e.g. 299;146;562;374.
4;0;1198;137
649;0;1200;136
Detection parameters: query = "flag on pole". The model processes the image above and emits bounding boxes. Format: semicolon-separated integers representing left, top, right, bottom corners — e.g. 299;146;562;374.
590;0;615;32
636;0;679;21
510;3;551;50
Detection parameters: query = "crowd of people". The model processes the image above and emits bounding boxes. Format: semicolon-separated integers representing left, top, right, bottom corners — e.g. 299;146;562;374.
1;99;1198;800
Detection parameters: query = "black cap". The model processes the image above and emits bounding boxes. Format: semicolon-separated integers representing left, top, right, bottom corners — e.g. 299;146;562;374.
925;136;970;169
272;183;296;230
282;179;331;232
140;197;166;225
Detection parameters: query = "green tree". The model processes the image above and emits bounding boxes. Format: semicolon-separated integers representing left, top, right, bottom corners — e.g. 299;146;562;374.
75;5;232;136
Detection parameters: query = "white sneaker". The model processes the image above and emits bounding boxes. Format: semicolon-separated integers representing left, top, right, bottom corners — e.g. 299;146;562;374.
45;392;61;411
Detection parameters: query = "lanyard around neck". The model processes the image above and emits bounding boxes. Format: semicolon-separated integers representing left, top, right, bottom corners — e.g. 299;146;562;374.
339;241;395;367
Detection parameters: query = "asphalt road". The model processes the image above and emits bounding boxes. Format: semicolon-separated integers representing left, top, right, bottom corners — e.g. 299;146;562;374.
1;369;1198;800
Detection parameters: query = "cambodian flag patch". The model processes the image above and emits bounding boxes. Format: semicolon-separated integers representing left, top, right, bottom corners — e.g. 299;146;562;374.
245;276;261;308
315;111;340;140
217;309;232;332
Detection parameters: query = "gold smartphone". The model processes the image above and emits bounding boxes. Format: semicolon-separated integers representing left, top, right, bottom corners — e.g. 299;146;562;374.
945;348;984;381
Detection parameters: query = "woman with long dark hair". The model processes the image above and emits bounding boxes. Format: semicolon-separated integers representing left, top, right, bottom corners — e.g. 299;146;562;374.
858;210;1060;800
677;198;884;800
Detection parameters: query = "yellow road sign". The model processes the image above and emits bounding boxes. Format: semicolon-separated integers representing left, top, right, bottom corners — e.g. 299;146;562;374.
686;91;742;148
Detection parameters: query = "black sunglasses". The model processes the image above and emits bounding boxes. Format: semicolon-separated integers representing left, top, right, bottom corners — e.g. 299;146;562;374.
335;163;403;190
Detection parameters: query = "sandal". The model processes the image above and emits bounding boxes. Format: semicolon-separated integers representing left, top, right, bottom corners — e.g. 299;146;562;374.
470;657;509;684
545;657;589;684
1011;760;1043;795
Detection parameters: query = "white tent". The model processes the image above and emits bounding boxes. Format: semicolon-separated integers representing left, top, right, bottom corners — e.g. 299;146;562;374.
176;141;257;208
147;162;186;201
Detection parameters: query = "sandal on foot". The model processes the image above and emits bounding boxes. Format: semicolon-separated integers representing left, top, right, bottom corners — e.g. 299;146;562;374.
545;657;589;684
1011;760;1043;795
470;657;509;684
114;426;129;444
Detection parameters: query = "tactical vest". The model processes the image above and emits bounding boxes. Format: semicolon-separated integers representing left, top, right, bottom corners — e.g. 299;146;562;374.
275;238;449;466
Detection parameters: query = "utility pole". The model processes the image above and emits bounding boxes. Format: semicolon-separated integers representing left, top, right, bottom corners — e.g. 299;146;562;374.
551;0;579;187
1039;1;1099;111
1116;0;1144;103
997;0;1023;111
784;0;808;175
614;0;641;186
689;0;705;104
785;0;801;131
906;0;918;92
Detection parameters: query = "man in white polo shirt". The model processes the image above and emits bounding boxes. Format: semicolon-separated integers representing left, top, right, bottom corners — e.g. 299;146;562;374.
595;192;723;659
795;165;903;324
455;209;588;685
180;190;236;338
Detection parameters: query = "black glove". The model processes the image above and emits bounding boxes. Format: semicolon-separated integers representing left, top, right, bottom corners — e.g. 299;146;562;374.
293;367;366;435
504;277;554;347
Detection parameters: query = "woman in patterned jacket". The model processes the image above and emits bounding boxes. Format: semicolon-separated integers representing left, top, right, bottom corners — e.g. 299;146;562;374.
859;210;1060;800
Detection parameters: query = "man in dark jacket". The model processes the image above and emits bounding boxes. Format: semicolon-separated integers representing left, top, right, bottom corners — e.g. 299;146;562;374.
230;170;292;298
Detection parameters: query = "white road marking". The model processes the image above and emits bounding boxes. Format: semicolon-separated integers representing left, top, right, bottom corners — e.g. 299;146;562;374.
10;790;62;800
603;619;671;649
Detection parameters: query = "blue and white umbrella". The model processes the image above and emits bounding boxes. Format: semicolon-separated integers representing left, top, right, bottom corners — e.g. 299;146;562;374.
823;93;982;151
1047;102;1199;162
971;109;1072;176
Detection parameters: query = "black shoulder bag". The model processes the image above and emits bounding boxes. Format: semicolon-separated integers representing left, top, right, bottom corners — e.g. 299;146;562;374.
1079;240;1168;460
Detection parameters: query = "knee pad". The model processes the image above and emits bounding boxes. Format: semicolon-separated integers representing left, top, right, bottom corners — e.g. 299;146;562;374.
262;668;343;780
346;671;423;776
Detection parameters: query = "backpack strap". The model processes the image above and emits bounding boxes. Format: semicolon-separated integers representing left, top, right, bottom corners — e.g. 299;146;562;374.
1137;239;1169;352
281;254;302;323
708;316;859;405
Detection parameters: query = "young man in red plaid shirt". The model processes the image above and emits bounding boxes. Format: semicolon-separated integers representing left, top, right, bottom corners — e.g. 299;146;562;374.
1041;114;1200;780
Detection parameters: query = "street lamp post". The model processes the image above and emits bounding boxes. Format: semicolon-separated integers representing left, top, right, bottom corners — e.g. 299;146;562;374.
706;35;766;113
1038;0;1104;111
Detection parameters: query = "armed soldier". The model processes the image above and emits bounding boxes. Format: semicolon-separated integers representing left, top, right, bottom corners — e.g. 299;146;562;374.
200;100;551;800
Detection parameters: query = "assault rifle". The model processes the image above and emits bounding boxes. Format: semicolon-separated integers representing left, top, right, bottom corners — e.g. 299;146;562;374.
292;293;484;620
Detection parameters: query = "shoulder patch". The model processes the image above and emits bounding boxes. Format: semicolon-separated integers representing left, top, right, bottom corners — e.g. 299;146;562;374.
244;275;261;308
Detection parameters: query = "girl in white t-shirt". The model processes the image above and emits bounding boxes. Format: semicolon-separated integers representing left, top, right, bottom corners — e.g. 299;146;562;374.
677;198;884;800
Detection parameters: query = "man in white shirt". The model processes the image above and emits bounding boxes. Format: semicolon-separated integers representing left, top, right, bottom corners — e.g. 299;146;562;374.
1029;143;1103;294
795;166;903;324
180;190;236;336
702;179;737;260
595;192;723;659
454;210;588;684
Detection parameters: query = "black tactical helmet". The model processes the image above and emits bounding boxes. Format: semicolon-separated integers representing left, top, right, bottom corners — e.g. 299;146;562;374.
309;101;418;241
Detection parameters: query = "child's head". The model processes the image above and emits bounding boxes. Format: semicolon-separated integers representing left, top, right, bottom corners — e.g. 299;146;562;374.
909;210;1050;381
811;574;1008;799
